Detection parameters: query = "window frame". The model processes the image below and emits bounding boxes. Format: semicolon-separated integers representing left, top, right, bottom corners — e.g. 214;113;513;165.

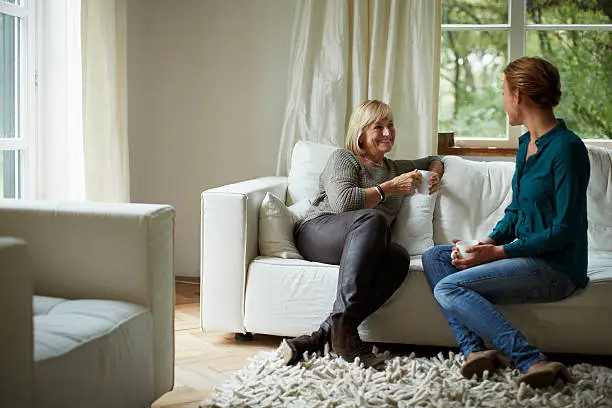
440;0;612;151
0;0;37;199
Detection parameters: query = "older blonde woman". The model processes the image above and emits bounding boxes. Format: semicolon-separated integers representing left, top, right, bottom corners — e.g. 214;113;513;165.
282;99;444;369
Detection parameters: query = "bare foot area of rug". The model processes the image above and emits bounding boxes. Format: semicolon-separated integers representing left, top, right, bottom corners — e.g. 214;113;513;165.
200;346;612;407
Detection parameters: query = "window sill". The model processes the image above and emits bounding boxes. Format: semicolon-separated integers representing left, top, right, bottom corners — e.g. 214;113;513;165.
437;132;517;157
438;146;517;157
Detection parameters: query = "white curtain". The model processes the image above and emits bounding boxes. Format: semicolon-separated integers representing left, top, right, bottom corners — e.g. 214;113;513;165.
38;0;129;202
276;0;441;176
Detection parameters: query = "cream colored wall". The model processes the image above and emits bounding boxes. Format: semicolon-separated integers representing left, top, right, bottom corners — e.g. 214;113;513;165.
127;0;297;277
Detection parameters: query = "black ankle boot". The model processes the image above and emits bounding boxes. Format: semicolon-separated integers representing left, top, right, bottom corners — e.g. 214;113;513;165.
330;314;386;370
281;326;331;365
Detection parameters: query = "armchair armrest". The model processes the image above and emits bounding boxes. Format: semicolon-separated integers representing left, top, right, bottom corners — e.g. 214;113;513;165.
0;238;33;408
0;200;175;396
201;177;287;332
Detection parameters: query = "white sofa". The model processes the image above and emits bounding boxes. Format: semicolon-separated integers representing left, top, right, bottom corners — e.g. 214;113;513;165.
200;141;612;355
0;201;175;408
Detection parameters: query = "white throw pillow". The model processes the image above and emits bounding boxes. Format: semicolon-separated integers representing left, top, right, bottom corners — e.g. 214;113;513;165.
287;141;339;205
391;192;438;256
259;192;311;259
433;156;514;245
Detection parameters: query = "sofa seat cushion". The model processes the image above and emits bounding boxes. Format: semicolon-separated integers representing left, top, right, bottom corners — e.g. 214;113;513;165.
34;296;148;361
33;296;154;408
244;257;339;336
243;256;447;343
245;251;612;354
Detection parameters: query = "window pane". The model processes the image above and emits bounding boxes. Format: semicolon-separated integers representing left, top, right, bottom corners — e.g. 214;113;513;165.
442;0;508;25
439;31;508;138
527;1;612;25
0;150;22;199
1;1;19;5
0;13;19;139
526;31;612;139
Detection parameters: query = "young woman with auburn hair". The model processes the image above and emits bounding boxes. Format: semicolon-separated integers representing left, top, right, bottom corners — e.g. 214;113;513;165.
422;57;590;389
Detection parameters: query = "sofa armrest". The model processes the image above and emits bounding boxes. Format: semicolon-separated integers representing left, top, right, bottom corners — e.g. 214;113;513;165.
201;176;288;332
0;200;176;396
0;238;33;408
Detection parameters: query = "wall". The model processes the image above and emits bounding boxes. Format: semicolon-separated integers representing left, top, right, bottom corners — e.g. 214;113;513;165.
127;0;297;276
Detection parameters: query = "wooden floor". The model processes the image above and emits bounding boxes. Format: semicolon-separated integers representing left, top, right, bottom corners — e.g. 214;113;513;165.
151;281;281;408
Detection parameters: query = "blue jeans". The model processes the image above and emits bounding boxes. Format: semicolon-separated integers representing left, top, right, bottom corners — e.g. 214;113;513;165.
422;245;577;372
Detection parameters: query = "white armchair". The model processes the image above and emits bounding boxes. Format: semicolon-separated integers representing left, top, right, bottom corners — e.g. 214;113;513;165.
0;237;34;408
0;201;175;408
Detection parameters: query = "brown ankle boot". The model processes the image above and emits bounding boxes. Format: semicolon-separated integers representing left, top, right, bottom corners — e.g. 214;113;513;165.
330;314;386;370
281;326;331;365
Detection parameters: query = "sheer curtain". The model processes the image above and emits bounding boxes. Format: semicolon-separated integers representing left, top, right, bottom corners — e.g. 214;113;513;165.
38;0;129;202
276;0;441;176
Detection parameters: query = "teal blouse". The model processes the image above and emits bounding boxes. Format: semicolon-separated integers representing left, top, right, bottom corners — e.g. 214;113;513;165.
489;120;590;288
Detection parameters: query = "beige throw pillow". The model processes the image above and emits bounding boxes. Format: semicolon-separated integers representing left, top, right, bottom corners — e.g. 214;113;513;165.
258;192;311;259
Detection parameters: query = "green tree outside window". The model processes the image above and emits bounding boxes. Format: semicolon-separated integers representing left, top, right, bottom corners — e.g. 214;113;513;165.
439;0;612;140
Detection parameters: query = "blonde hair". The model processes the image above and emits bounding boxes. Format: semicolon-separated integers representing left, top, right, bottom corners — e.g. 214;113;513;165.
345;100;394;156
504;56;562;109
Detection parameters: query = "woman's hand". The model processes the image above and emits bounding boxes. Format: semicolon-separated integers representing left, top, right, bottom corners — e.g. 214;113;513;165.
428;171;442;194
388;170;421;195
451;244;506;270
425;160;443;194
450;237;497;263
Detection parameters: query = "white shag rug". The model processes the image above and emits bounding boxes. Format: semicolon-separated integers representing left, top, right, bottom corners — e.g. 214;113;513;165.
200;345;612;408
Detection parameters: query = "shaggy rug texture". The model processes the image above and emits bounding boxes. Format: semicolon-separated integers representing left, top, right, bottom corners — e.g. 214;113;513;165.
200;346;612;407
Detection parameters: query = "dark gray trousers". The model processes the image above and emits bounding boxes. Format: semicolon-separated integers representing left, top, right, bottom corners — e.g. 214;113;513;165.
294;209;410;330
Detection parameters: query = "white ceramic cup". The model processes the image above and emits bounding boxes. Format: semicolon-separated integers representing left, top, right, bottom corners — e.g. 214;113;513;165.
452;239;480;260
417;170;432;195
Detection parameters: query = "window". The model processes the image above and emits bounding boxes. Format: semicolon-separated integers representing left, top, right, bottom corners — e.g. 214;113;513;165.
439;0;612;151
0;0;36;198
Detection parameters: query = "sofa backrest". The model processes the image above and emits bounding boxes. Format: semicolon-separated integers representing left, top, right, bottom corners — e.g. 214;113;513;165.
286;141;612;252
287;141;339;205
586;145;612;251
435;145;612;251
433;157;515;245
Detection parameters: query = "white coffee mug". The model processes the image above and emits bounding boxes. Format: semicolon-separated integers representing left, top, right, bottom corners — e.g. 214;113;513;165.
417;171;432;195
452;239;480;260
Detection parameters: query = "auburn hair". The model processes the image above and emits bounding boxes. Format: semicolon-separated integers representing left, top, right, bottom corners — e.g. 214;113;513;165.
504;56;562;109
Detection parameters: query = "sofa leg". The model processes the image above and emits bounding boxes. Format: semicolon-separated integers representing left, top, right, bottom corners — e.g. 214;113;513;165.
235;332;253;342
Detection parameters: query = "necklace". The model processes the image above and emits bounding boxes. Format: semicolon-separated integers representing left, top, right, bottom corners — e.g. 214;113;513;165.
361;155;383;167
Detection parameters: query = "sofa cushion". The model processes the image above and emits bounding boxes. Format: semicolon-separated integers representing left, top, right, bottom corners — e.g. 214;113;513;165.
392;192;438;255
258;192;310;259
34;296;149;361
437;147;611;250
244;252;612;353
243;255;429;338
586;146;612;251
287;141;339;205
33;296;154;407
434;156;515;245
